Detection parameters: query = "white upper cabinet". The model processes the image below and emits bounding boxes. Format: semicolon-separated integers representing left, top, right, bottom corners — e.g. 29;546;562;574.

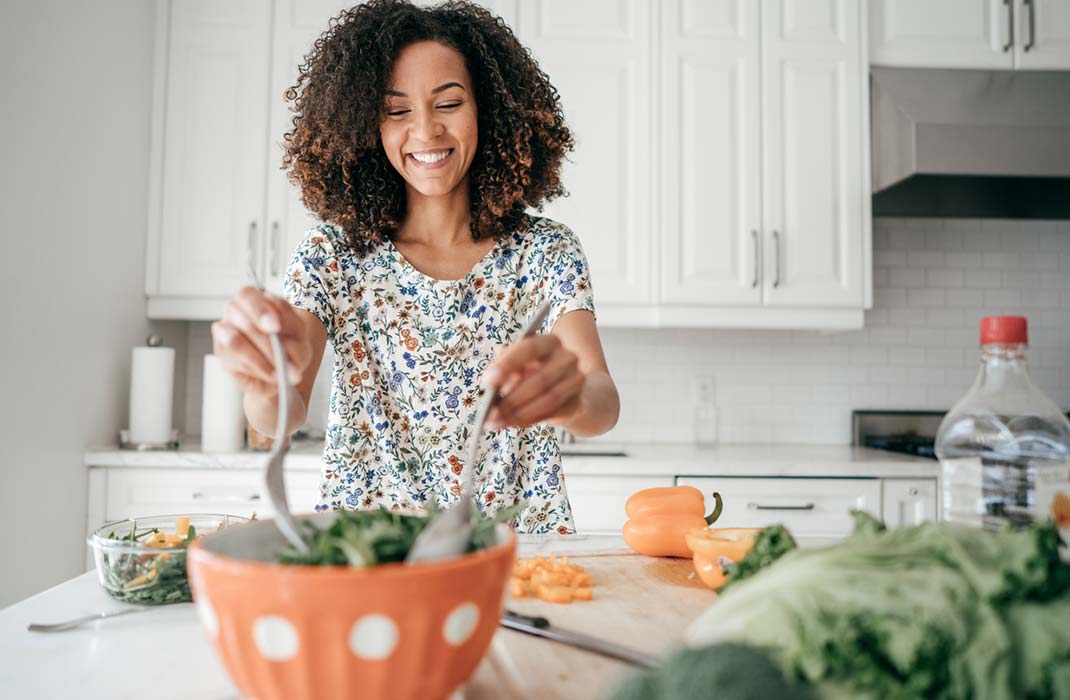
871;0;1070;70
516;0;655;305
870;0;1013;68
264;0;350;296
1016;0;1070;69
150;0;272;302
660;0;762;306
762;0;865;308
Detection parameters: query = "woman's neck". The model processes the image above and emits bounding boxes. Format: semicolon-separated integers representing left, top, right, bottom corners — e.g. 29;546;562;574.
397;179;473;247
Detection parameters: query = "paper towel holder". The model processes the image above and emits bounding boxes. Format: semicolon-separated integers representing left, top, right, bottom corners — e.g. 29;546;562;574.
122;334;177;450
117;428;180;451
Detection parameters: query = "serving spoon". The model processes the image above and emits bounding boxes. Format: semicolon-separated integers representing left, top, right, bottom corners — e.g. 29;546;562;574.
406;302;551;563
248;264;309;554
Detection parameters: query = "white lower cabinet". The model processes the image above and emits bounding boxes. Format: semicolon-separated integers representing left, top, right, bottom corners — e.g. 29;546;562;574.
675;476;882;546
566;475;675;533
882;478;938;527
101;468;322;521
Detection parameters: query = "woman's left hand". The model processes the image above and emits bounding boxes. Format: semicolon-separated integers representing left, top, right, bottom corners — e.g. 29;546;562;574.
481;334;586;431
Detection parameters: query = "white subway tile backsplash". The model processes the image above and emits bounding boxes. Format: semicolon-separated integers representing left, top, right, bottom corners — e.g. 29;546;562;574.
908;327;945;346
945;252;983;269
890;268;925;287
983;289;1023;308
945;289;984;308
926;309;964;328
927;269;964;288
909;251;945;268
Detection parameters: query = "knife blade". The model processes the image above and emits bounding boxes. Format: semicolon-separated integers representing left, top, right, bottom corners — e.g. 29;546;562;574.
500;609;659;668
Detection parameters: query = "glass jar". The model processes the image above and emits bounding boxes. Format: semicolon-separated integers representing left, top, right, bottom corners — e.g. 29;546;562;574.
936;316;1070;533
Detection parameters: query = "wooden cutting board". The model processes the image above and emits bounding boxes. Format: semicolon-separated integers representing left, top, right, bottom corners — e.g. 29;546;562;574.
465;548;716;700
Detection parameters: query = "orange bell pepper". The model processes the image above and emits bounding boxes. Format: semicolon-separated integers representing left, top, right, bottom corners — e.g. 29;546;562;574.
621;486;723;557
684;527;760;589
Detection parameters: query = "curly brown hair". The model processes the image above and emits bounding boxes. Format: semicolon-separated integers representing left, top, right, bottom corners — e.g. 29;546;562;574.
282;0;574;250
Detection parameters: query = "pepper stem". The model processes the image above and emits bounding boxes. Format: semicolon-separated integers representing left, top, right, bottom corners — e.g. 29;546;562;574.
704;492;723;525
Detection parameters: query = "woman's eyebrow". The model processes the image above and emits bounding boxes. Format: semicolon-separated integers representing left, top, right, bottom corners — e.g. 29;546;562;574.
384;82;465;97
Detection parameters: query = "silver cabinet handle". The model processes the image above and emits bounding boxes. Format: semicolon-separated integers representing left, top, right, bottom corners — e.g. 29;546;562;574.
747;502;815;511
1003;0;1014;52
247;221;258;281
771;230;781;288
270;221;280;277
192;491;261;502
1024;0;1036;52
751;229;759;288
907;487;919;497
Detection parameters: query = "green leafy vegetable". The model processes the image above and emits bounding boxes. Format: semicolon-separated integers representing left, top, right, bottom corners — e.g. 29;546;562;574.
686;514;1070;700
717;523;797;593
608;643;814;700
277;502;525;567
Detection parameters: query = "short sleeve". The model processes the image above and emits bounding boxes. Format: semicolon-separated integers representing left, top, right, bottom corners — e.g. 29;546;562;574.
539;222;597;331
283;226;339;335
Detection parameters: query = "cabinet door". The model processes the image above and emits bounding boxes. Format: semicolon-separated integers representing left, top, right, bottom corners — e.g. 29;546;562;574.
105;468;322;521
515;0;655;305
882;479;938;527
870;0;1014;68
566;475;673;533
761;0;865;308
264;1;348;295
676;476;881;545
1016;0;1070;69
156;0;272;297
659;0;762;305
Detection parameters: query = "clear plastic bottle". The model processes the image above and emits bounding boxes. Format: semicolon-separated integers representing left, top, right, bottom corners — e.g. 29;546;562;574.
936;316;1070;534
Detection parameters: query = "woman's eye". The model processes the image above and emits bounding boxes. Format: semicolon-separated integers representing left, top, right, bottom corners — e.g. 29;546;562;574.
387;109;410;117
437;102;462;110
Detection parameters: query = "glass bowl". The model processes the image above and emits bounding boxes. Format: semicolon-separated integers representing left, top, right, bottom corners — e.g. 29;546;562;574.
87;513;249;605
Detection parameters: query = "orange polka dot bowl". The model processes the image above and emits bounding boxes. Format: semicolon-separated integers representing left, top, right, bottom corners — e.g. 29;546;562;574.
187;513;516;700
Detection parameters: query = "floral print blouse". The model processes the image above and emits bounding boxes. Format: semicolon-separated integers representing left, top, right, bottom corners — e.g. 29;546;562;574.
283;214;596;534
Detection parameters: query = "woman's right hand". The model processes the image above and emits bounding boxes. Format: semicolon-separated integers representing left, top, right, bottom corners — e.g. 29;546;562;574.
210;287;313;399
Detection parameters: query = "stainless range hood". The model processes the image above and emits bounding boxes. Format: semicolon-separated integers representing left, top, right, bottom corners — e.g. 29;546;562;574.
871;67;1070;219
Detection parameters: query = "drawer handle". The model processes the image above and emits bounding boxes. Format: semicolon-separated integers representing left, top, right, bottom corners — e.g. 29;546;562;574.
192;492;261;502
747;502;815;511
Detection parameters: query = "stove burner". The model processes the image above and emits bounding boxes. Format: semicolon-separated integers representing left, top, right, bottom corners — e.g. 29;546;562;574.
863;434;936;460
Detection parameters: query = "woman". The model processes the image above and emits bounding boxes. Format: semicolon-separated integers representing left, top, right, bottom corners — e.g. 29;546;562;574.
211;0;619;534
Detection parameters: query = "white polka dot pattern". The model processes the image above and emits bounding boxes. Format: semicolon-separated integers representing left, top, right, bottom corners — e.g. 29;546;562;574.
196;596;218;637
252;615;300;661
443;603;479;647
349;615;399;660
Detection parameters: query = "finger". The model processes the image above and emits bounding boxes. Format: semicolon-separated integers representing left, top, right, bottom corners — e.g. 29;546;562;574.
223;297;276;371
494;351;579;420
212;321;276;386
497;371;585;429
483;336;559;388
262;294;311;378
228;367;276;398
236;286;282;333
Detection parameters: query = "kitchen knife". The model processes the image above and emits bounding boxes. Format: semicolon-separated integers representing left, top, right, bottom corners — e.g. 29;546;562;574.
500;609;659;668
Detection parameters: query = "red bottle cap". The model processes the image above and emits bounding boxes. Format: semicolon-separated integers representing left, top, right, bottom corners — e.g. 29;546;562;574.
980;316;1028;345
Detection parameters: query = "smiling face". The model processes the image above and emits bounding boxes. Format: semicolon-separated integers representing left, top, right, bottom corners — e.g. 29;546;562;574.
380;41;479;200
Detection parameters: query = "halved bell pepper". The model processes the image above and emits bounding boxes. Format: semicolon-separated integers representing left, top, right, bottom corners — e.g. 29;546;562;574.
622;486;722;558
684;527;760;589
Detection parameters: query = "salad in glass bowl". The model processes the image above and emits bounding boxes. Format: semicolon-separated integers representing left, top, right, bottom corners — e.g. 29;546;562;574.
88;513;249;605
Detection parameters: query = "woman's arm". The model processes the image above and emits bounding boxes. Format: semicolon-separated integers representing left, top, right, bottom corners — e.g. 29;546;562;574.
483;310;620;437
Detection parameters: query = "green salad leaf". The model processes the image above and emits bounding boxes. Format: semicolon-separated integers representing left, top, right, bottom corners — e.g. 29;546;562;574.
277;502;525;567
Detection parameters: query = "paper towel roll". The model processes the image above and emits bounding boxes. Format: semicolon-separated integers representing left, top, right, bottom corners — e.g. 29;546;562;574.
202;354;245;453
129;343;175;444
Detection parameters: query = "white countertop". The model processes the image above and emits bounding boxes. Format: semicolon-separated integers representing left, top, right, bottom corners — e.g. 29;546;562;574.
85;438;939;479
0;535;634;700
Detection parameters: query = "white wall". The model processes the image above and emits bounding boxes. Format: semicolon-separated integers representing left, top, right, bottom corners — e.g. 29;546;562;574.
0;1;186;607
181;216;1070;446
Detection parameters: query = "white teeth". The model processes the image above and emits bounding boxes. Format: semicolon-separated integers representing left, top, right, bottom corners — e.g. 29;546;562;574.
410;150;450;164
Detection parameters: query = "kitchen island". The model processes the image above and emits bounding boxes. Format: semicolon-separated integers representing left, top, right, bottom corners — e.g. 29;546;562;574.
0;535;713;700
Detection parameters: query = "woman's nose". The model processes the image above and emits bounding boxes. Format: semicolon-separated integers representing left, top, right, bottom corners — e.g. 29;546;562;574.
412;109;444;141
